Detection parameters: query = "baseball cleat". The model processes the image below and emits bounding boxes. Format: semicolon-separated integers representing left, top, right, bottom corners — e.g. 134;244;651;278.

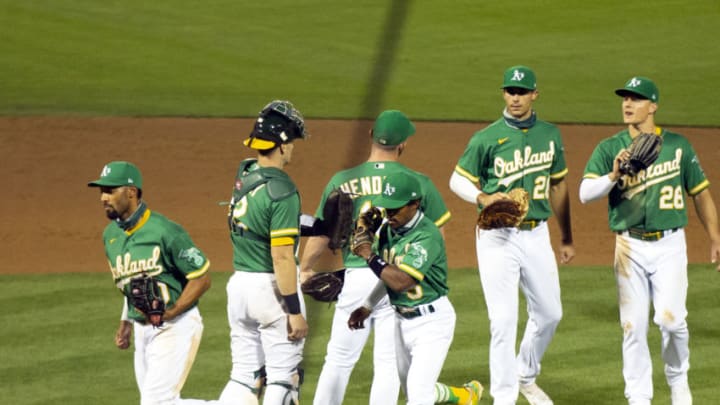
519;382;553;405
670;383;692;405
464;380;483;405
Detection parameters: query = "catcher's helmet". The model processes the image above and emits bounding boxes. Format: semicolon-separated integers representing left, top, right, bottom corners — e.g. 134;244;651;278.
244;100;308;150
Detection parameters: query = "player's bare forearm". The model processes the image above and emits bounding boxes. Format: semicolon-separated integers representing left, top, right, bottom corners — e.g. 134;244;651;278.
550;178;574;245
164;272;211;321
692;189;720;269
299;235;330;274
550;178;575;264
272;244;300;295
380;266;418;293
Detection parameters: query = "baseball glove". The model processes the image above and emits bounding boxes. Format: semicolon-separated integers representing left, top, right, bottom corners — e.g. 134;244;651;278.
477;188;530;230
322;189;355;251
350;207;384;255
301;270;345;302
129;275;166;327
619;132;663;177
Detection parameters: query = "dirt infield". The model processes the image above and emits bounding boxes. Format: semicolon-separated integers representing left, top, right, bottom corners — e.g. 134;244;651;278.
1;117;718;274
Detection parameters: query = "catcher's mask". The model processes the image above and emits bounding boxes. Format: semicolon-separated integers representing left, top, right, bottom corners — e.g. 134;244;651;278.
244;100;308;150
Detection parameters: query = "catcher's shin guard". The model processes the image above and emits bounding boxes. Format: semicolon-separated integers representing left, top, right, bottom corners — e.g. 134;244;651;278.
265;367;304;405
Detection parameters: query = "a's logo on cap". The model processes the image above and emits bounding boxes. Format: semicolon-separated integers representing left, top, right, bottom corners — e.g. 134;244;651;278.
128;178;134;184
383;183;396;196
101;165;111;177
511;70;525;81
629;77;642;87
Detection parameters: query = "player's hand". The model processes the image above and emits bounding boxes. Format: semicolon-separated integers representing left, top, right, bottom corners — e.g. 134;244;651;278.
299;269;316;284
286;314;308;341
710;239;720;272
115;320;132;350
477;192;510;207
347;306;372;330
558;243;575;265
610;149;630;181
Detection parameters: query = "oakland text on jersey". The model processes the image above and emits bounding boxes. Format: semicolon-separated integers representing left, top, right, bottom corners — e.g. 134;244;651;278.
494;141;556;182
337;175;383;199
111;246;164;281
618;148;682;198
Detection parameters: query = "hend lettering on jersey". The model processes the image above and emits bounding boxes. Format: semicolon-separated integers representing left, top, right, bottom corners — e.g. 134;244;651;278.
111;246;164;280
339;176;383;198
619;148;682;199
494;142;555;182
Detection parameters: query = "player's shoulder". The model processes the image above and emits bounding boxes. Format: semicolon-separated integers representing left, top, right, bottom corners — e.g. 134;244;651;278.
533;119;561;132
416;215;444;239
147;210;186;233
236;158;258;176
597;130;629;149
660;128;692;146
471;118;505;136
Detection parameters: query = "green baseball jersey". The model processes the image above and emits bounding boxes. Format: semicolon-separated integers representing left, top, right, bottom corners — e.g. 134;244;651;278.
375;213;448;306
229;159;301;273
315;161;450;268
454;118;568;219
583;127;709;232
103;207;210;323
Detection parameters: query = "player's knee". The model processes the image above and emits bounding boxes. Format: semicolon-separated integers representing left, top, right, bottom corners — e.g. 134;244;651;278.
221;366;266;403
542;307;563;327
655;313;688;334
489;316;517;336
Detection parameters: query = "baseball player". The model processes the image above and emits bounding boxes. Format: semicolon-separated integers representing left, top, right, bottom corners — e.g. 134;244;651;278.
214;100;309;405
299;110;451;405
88;161;212;405
348;172;482;405
449;65;575;405
579;76;720;405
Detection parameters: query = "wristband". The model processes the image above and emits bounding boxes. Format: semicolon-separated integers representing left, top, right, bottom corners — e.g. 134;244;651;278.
367;254;388;278
282;293;302;315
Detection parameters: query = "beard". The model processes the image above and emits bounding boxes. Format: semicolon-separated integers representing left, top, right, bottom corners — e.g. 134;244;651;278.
104;206;120;220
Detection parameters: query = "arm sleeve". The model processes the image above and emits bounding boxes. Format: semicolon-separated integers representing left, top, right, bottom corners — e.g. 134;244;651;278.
579;175;617;204
450;171;481;204
121;298;130;321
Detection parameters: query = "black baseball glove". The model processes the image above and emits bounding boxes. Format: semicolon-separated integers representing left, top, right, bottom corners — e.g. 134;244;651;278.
619;132;663;176
322;189;355;251
129;275;166;327
350;207;384;256
301;270;345;302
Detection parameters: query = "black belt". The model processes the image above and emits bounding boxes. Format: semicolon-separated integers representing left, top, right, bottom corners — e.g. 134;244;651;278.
518;220;546;231
394;304;435;319
618;228;679;242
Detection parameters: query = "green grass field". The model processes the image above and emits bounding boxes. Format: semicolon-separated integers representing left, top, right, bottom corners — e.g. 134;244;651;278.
1;0;719;125
1;265;718;404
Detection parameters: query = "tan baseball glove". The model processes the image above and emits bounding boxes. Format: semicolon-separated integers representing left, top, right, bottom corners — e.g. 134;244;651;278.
477;188;529;230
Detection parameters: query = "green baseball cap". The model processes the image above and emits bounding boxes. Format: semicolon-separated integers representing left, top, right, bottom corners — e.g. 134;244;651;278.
502;65;537;90
615;76;659;102
374;172;422;210
372;110;416;146
88;161;143;189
